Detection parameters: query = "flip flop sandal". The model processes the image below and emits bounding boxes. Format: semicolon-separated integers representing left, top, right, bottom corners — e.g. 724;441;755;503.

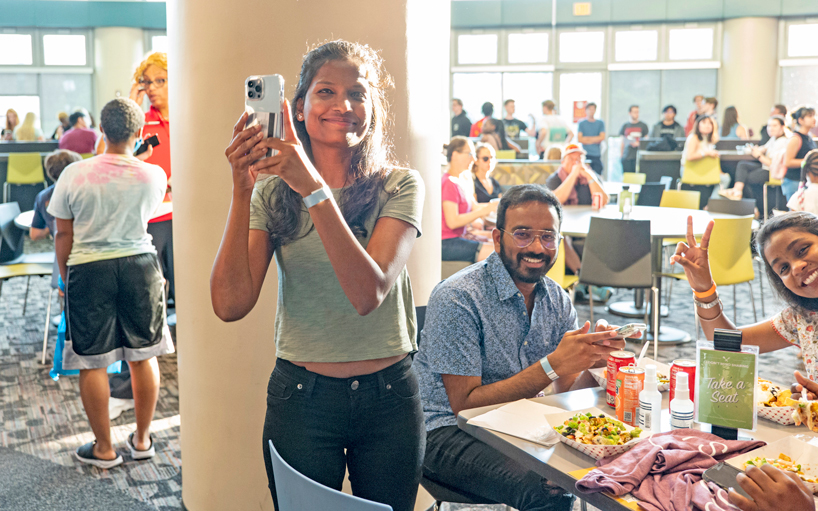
75;441;123;469
128;432;155;460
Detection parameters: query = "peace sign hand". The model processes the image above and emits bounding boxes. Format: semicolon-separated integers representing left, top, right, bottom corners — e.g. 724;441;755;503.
669;215;716;293
249;101;326;198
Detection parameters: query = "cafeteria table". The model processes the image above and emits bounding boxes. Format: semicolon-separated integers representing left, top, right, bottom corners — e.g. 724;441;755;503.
561;204;756;344
14;209;33;231
458;386;814;511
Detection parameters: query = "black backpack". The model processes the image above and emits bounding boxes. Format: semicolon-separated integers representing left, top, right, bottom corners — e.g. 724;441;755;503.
645;133;679;152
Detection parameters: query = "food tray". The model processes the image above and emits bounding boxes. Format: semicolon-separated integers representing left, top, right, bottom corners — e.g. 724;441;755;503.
727;436;818;493
589;358;671;393
756;405;797;425
544;407;646;460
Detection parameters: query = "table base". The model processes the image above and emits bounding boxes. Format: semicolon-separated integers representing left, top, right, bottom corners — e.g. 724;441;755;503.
645;325;692;345
607;301;669;319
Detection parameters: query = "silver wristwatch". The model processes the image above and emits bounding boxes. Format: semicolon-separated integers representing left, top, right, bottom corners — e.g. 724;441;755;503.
693;298;722;310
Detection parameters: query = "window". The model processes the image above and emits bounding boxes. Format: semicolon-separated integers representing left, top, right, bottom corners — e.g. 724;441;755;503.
559;31;605;63
457;34;498;65
452;72;502;122
507;33;549;64
151;35;168;54
502;72;553;127
668;28;713;61
43;34;87;66
0;96;42;130
788;24;818;58
0;34;33;66
614;30;658;62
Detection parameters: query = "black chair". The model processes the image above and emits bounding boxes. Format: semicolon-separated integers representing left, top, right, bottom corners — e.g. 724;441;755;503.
635;182;667;207
578;217;656;334
706;198;756;216
415;305;500;511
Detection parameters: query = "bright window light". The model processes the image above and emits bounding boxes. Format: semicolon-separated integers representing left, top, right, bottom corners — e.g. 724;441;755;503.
668;28;713;60
43;34;87;66
0;96;41;129
615;30;658;62
559;31;605;63
458;34;498;65
788;24;818;58
508;33;549;63
452;72;502;122
0;34;33;65
151;35;168;53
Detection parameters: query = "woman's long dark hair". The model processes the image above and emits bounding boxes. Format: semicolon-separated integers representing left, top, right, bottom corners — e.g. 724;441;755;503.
263;40;396;247
694;116;715;143
757;212;818;311
721;106;738;137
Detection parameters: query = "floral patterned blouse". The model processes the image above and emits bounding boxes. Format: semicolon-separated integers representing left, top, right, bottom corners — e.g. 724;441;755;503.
771;307;818;380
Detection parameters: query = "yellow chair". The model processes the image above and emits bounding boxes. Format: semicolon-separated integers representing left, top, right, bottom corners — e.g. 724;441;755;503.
623;172;646;185
681;156;721;186
546;239;578;298
80;152;93;159
5;153;47;203
763;178;782;222
495;149;516;160
663;216;756;337
660;189;701;210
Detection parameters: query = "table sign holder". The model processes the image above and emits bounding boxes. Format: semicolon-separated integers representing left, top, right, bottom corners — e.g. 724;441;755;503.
695;329;758;441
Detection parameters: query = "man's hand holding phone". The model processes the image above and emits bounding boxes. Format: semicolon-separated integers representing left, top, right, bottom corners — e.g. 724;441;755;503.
548;321;627;377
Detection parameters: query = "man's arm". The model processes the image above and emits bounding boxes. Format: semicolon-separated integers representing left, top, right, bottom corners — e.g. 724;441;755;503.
29;227;50;241
54;218;74;283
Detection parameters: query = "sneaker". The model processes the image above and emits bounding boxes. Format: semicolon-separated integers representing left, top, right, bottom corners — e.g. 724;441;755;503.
109;397;135;421
128;432;155;460
590;286;614;303
75;442;123;469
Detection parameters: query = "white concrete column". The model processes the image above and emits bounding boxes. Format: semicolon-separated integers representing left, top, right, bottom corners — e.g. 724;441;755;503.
719;18;779;134
166;1;448;509
93;27;145;118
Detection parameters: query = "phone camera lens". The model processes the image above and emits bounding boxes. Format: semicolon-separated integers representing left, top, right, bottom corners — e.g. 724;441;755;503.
248;91;255;99
255;85;262;93
247;80;255;88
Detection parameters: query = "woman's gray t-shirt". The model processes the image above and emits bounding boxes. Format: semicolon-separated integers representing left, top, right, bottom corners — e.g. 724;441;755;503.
249;168;425;363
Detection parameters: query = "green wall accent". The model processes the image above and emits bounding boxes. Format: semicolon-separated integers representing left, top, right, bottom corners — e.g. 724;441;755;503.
452;0;815;28
0;1;167;29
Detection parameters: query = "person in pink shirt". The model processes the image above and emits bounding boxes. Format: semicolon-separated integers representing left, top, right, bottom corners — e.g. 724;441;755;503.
58;111;98;155
442;136;497;263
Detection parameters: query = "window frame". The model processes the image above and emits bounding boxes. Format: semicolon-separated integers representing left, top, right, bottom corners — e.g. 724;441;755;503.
39;29;93;67
0;28;39;67
506;29;551;65
611;26;661;63
779;18;818;67
555;27;607;69
0;28;93;73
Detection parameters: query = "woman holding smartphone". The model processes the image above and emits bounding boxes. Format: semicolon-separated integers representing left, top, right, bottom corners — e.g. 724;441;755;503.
211;41;425;511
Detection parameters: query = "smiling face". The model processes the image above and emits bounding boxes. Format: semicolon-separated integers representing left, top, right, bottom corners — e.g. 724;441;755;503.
765;229;818;299
493;201;560;284
141;64;168;111
297;59;371;151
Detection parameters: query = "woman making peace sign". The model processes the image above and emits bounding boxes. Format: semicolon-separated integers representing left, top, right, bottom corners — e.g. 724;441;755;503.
671;212;818;384
211;41;425;511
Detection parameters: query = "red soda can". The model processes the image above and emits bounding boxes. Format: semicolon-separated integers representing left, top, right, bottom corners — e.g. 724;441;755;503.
592;192;603;210
607;351;636;407
616;366;645;426
670;359;696;403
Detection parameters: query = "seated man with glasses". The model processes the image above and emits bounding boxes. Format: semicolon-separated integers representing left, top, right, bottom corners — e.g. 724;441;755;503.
415;185;627;511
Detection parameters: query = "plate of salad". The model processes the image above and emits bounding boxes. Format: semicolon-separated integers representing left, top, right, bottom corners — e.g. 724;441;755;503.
545;407;646;460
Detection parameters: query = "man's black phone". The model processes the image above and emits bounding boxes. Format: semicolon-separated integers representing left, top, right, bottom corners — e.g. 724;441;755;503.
134;134;161;156
703;462;753;501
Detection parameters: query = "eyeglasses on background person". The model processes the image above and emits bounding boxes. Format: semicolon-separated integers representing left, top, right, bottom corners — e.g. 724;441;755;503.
499;229;563;250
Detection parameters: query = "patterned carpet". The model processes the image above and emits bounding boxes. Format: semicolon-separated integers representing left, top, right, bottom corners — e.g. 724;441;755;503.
0;239;802;511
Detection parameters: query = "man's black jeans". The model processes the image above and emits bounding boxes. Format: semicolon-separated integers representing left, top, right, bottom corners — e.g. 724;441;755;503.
262;356;425;511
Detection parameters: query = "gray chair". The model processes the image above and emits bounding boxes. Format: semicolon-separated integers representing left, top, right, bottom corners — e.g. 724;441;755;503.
578;217;657;334
706;198;755;216
41;257;60;364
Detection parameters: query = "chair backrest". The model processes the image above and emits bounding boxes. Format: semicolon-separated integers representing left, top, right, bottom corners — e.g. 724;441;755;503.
495;149;516;160
706;198;756;216
660;189;701;210
80;153;93;160
579;217;653;288
268;440;392;511
7;153;45;185
708;216;754;286
659;176;672;189
0;202;24;262
545;238;567;284
681;156;721;185
623;172;646;185
635;183;666;207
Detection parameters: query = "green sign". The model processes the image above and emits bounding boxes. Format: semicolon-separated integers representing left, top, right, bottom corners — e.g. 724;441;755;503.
695;342;758;430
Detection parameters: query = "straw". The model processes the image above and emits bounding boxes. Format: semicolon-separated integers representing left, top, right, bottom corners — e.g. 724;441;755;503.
637;340;651;367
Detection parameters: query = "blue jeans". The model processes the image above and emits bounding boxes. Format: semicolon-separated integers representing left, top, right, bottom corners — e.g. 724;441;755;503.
263;357;425;511
424;425;575;511
782;177;800;202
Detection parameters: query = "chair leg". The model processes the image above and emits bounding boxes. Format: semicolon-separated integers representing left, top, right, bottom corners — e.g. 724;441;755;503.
2;182;7;203
694;303;699;341
589;287;595;326
756;258;765;317
733;285;737;324
22;276;31;315
652;286;660;362
763;184;769;222
581;500;589;511
749;281;757;323
42;288;54;365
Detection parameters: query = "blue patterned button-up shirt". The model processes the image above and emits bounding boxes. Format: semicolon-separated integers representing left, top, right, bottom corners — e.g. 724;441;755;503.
414;252;578;431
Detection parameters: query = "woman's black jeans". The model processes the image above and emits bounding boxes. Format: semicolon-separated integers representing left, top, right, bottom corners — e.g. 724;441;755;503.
262;356;425;511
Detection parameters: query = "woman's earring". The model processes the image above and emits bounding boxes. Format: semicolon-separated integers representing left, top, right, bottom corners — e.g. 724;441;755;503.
297;113;304;121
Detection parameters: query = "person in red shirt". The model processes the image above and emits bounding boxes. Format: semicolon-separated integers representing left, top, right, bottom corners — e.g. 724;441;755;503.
684;95;704;136
469;102;494;137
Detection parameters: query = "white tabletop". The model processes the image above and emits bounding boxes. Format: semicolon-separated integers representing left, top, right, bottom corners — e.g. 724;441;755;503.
14;210;34;231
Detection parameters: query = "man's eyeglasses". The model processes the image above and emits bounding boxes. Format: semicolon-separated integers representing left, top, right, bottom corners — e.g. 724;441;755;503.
458;149;477;158
500;229;562;250
139;78;167;89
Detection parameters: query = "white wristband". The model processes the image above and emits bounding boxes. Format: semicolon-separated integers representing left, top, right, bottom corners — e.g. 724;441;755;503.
540;355;559;381
303;186;331;208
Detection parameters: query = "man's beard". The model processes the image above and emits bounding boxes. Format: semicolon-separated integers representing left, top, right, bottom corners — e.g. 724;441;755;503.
499;238;553;284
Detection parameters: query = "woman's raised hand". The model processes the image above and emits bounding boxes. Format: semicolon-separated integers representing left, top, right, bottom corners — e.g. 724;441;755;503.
225;111;267;193
669;215;716;293
249;101;325;198
129;82;146;106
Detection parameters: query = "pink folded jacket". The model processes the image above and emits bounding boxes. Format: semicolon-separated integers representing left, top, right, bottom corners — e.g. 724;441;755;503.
575;429;765;511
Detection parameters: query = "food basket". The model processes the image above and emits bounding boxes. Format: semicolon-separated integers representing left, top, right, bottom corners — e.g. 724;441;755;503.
727;436;818;494
544;407;646;460
589;358;671;392
756;379;796;426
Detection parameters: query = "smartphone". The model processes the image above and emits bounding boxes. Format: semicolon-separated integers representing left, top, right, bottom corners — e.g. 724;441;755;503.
613;323;647;339
244;74;285;159
703;462;752;501
134;134;160;156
